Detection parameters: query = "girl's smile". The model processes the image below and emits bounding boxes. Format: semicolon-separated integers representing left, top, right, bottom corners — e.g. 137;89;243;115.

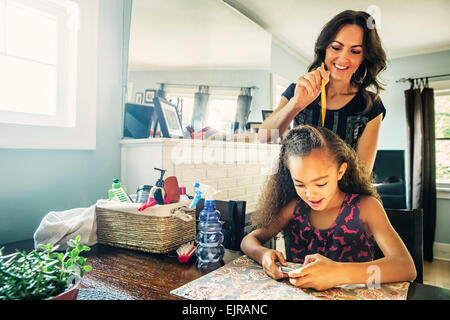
308;198;324;208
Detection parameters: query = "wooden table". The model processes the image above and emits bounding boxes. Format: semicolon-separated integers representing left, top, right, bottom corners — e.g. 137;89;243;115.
81;243;242;300
2;240;450;300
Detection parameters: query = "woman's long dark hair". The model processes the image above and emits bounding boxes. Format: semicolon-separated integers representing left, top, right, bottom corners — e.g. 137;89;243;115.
308;10;387;113
252;125;380;228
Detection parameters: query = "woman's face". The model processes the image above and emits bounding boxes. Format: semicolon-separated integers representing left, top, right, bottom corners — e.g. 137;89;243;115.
288;149;347;211
325;24;364;84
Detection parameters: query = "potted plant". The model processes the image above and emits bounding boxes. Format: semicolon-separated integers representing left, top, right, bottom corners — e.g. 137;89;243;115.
0;235;92;300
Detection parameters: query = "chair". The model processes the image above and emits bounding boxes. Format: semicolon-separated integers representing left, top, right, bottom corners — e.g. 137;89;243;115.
195;199;247;251
374;208;423;283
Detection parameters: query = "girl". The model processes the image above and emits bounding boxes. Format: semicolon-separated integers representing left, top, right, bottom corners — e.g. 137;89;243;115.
259;10;387;172
241;125;416;291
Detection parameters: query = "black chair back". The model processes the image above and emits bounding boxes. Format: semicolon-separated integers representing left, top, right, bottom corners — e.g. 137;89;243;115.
195;199;246;251
374;208;423;283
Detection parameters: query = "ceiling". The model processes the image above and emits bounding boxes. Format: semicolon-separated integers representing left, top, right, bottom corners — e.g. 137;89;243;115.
225;0;450;61
128;0;272;71
128;0;450;70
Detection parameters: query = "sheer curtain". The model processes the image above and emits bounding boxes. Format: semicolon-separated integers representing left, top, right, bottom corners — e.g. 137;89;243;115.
234;87;253;133
404;78;437;262
191;85;210;131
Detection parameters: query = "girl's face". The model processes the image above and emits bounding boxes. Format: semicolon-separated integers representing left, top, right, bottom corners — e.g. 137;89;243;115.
325;24;364;84
288;149;347;211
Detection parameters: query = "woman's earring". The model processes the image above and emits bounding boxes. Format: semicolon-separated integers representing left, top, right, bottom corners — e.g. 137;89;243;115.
353;64;367;84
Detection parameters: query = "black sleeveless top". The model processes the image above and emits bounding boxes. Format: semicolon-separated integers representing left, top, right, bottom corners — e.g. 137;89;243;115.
282;83;386;149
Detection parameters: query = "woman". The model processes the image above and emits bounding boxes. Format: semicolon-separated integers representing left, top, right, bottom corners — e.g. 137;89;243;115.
259;10;387;172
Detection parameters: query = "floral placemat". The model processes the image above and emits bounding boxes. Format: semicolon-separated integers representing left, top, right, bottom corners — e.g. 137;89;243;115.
170;255;410;300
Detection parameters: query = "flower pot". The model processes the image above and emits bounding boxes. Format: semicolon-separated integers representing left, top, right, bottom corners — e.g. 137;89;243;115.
48;275;81;300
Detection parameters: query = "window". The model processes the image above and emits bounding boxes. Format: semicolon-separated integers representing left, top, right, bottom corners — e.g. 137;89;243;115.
271;72;291;109
271;72;293;128
0;0;77;127
166;87;239;135
0;0;98;149
435;88;450;189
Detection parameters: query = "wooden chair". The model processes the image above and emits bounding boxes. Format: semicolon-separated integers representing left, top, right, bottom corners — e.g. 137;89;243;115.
195;199;247;251
375;208;423;283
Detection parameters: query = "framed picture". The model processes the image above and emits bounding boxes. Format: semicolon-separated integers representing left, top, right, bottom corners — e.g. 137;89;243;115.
261;110;273;120
135;92;143;104
153;97;184;138
144;89;157;104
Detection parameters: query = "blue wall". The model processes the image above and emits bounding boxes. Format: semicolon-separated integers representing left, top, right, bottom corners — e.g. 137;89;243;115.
378;50;450;150
380;50;450;244
0;0;125;244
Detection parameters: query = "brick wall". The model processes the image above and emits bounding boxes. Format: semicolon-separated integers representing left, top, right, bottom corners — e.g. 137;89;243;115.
162;139;281;213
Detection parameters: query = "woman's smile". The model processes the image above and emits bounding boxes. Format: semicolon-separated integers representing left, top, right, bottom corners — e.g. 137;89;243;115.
333;63;350;72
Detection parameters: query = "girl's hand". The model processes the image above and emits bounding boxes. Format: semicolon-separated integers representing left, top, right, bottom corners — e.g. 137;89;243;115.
288;254;340;291
260;249;289;280
292;67;330;111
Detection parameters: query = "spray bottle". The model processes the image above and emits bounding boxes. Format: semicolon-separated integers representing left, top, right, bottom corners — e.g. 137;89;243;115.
191;182;224;269
108;179;132;202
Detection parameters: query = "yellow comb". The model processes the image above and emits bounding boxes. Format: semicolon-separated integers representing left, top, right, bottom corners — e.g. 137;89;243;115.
321;62;326;127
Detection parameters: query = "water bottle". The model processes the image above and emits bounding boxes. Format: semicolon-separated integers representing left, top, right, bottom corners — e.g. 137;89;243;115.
196;200;225;268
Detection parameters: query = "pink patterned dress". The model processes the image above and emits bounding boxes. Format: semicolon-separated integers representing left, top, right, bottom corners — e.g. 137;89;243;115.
285;193;376;263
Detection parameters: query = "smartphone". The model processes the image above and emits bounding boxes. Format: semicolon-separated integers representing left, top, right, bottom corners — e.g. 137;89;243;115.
279;266;295;273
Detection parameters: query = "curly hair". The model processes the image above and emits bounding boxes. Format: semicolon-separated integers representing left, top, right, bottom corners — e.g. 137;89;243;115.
252;125;380;228
308;10;387;113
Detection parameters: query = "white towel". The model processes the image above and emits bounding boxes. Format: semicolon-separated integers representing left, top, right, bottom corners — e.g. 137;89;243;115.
33;202;98;251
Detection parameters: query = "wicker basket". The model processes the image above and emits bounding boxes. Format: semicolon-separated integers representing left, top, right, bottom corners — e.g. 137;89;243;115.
96;201;196;254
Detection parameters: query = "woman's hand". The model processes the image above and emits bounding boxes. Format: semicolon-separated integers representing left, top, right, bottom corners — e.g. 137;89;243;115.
260;249;290;280
288;254;341;291
292;67;330;111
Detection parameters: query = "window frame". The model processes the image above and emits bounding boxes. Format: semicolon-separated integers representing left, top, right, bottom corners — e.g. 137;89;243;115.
433;80;450;199
270;72;291;109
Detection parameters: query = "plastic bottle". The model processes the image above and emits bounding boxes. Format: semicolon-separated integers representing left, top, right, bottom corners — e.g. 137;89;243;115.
179;187;190;202
108;179;132;202
136;185;152;203
193;182;224;268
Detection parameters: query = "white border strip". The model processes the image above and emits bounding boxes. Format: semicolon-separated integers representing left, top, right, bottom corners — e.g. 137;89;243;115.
434;242;450;261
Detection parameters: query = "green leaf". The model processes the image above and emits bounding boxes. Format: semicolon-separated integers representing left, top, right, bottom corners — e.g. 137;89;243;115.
76;257;86;265
66;259;73;268
49;252;59;259
70;249;79;259
75;235;81;243
39;244;53;251
83;265;92;272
